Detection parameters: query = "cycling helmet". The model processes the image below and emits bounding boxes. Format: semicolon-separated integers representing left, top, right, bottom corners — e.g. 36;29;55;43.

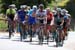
20;5;27;9
57;8;62;12
39;4;44;8
62;9;68;13
33;5;37;9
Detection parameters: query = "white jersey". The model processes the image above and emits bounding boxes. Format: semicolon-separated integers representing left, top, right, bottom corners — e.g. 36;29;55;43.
36;9;46;19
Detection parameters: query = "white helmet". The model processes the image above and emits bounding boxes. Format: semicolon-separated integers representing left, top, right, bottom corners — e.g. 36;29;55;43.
20;5;27;9
57;8;62;12
62;9;68;13
52;10;57;13
32;5;37;9
11;4;16;7
9;4;16;8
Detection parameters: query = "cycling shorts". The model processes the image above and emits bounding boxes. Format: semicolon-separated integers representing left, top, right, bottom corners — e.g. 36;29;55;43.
39;19;44;24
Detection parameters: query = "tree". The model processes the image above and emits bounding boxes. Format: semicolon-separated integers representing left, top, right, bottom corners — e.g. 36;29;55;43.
0;0;53;13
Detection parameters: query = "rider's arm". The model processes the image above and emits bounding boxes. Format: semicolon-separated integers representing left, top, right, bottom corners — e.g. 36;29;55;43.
14;13;18;21
67;16;71;26
36;10;39;19
50;16;54;25
43;15;47;24
60;17;64;26
43;11;47;24
25;15;28;20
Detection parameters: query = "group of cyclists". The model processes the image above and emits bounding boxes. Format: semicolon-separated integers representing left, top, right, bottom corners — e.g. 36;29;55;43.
6;4;71;47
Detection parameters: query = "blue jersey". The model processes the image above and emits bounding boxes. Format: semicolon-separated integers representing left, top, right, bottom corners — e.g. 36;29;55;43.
63;15;69;22
17;10;26;22
28;9;33;16
28;16;36;25
64;15;68;20
28;9;36;16
28;9;36;25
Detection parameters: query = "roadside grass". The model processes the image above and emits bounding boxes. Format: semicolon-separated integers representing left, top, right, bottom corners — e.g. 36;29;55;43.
0;16;8;31
0;21;8;29
48;0;69;10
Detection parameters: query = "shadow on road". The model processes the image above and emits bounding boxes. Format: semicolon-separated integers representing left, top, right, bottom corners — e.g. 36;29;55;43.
0;35;9;39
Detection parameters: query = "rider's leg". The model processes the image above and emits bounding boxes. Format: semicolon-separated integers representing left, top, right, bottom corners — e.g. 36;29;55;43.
22;25;27;39
29;25;32;42
8;25;12;39
19;24;23;41
8;21;13;39
46;30;49;44
32;24;35;37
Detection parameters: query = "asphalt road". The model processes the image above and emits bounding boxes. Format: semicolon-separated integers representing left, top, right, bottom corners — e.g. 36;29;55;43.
0;31;75;50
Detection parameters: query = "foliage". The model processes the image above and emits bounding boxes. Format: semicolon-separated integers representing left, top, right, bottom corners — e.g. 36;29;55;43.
0;0;54;13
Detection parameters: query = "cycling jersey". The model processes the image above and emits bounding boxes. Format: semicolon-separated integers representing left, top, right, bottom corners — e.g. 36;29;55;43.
28;9;36;25
54;13;64;25
28;9;33;16
47;12;53;24
63;15;69;22
6;9;16;15
36;9;46;24
63;14;69;28
17;10;27;22
6;9;16;21
28;16;36;25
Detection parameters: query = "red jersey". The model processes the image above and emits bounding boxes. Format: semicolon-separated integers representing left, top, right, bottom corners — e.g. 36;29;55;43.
47;12;53;21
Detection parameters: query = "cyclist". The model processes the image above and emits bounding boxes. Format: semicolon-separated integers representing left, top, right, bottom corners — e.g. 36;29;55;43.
36;4;46;44
62;9;70;39
45;8;54;44
6;5;16;39
17;5;28;41
28;5;37;42
54;8;64;47
66;14;71;31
